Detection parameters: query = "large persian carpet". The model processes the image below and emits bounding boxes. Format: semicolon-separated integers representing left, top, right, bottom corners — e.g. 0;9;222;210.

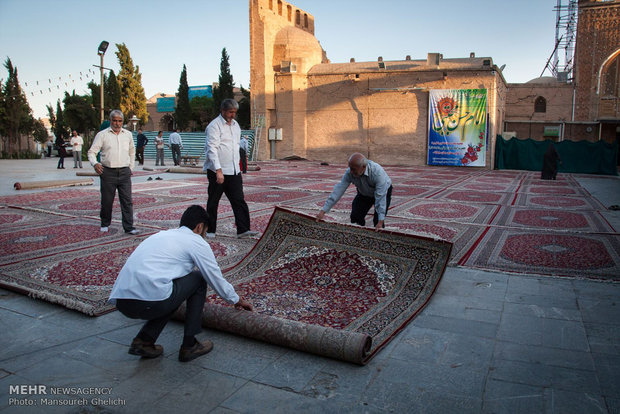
176;207;452;364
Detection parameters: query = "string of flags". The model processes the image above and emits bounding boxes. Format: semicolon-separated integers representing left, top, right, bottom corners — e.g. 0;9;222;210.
22;68;98;97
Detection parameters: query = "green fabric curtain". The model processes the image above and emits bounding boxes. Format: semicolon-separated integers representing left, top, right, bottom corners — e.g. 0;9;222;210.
494;135;618;176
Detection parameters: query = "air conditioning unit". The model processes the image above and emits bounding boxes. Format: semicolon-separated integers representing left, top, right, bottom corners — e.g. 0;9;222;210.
280;61;296;73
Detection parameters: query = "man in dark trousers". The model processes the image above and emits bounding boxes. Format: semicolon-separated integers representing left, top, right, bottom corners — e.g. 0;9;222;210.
316;152;393;231
203;99;258;239
109;205;254;362
87;110;139;234
135;128;148;165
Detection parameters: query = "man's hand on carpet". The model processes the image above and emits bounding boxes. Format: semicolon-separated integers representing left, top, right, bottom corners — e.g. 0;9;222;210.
234;297;254;311
316;210;325;222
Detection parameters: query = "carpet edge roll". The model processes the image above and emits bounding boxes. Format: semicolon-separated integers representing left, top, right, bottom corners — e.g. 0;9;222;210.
173;302;372;365
13;178;94;190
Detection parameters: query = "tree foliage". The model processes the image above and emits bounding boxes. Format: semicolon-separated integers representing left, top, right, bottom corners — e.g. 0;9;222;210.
0;58;34;153
189;96;216;131
213;48;235;113
174;64;191;131
88;70;122;120
32;119;49;144
115;43;148;125
54;100;67;140
63;91;97;134
237;85;251;129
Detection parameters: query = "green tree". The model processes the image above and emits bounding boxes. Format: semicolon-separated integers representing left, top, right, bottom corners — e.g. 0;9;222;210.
88;70;122;119
213;48;235;113
54;100;67;141
237;84;251;129
174;64;191;131
105;70;121;113
32;119;49;144
115;43;148;125
63;91;97;134
189;95;216;131
0;58;34;154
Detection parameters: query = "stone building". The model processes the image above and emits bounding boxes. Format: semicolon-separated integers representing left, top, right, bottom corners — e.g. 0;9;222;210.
249;0;619;166
505;0;619;146
249;0;507;167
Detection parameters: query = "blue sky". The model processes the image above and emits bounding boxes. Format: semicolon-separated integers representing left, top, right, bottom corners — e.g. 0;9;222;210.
0;0;558;118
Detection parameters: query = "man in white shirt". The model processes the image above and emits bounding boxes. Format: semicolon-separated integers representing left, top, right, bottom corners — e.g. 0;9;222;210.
203;99;258;239
168;129;183;166
87;110;139;235
110;205;254;362
70;130;83;168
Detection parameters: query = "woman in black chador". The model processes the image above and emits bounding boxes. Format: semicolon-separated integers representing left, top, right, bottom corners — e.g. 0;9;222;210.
541;142;561;180
56;136;66;169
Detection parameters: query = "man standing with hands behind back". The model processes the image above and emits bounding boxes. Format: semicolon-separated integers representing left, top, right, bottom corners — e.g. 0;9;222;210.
88;109;139;235
203;99;258;239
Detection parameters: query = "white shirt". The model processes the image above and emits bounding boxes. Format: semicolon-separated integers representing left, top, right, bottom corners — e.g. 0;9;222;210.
168;132;183;146
109;226;239;304
87;127;135;170
70;135;83;151
240;137;248;153
204;114;240;175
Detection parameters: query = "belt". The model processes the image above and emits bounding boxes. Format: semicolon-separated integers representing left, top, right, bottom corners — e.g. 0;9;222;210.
103;166;129;170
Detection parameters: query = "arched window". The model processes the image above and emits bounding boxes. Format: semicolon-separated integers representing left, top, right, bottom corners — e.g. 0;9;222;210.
296;10;300;25
534;96;546;113
277;0;282;15
287;5;292;21
601;54;620;97
304;14;308;28
268;0;272;10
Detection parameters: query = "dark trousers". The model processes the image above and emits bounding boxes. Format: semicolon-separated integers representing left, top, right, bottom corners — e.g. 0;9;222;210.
100;166;134;231
115;271;207;341
47;146;52;157
171;144;181;166
239;148;247;173
351;185;393;227
57;155;64;168
206;169;250;235
136;146;145;165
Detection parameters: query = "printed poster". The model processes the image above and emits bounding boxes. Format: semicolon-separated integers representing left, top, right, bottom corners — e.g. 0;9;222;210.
427;89;488;166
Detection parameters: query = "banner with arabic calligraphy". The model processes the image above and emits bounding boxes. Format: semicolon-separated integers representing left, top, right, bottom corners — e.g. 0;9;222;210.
427;89;488;166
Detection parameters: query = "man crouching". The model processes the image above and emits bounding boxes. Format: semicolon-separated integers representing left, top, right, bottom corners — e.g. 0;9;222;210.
109;205;253;362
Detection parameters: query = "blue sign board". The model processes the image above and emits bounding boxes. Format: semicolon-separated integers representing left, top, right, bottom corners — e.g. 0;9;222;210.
188;85;213;100
157;97;176;112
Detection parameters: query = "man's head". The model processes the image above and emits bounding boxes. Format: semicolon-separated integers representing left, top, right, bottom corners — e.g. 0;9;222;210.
138;128;142;133
109;110;124;133
348;153;367;177
180;205;210;236
158;130;163;136
72;130;77;136
220;99;239;124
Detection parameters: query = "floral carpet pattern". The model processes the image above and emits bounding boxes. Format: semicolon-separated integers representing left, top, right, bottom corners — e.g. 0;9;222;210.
0;159;618;332
196;208;452;364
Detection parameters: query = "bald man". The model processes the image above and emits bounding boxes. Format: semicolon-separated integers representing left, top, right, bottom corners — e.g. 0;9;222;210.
316;153;392;231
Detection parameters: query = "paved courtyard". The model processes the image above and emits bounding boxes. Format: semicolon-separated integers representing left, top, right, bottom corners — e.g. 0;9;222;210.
1;157;619;413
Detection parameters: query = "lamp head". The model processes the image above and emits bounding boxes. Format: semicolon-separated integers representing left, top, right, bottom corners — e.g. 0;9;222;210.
98;41;109;56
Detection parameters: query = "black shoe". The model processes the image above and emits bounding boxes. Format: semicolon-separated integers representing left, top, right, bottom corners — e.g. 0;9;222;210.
155;177;163;180
128;337;163;358
178;339;213;362
147;177;153;181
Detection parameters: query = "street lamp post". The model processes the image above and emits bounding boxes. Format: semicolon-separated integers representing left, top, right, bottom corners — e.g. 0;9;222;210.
97;41;109;124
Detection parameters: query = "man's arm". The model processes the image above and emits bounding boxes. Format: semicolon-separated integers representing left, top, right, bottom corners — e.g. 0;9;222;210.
87;133;103;173
128;131;136;170
316;171;351;220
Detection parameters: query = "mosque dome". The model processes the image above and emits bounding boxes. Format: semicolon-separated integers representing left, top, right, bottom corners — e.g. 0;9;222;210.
525;76;562;84
272;26;325;73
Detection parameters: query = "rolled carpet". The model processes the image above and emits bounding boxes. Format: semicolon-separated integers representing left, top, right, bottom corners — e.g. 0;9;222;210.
14;178;94;190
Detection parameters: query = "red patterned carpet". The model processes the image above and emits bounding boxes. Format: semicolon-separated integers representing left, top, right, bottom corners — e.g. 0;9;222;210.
178;208;452;364
1;160;618;322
